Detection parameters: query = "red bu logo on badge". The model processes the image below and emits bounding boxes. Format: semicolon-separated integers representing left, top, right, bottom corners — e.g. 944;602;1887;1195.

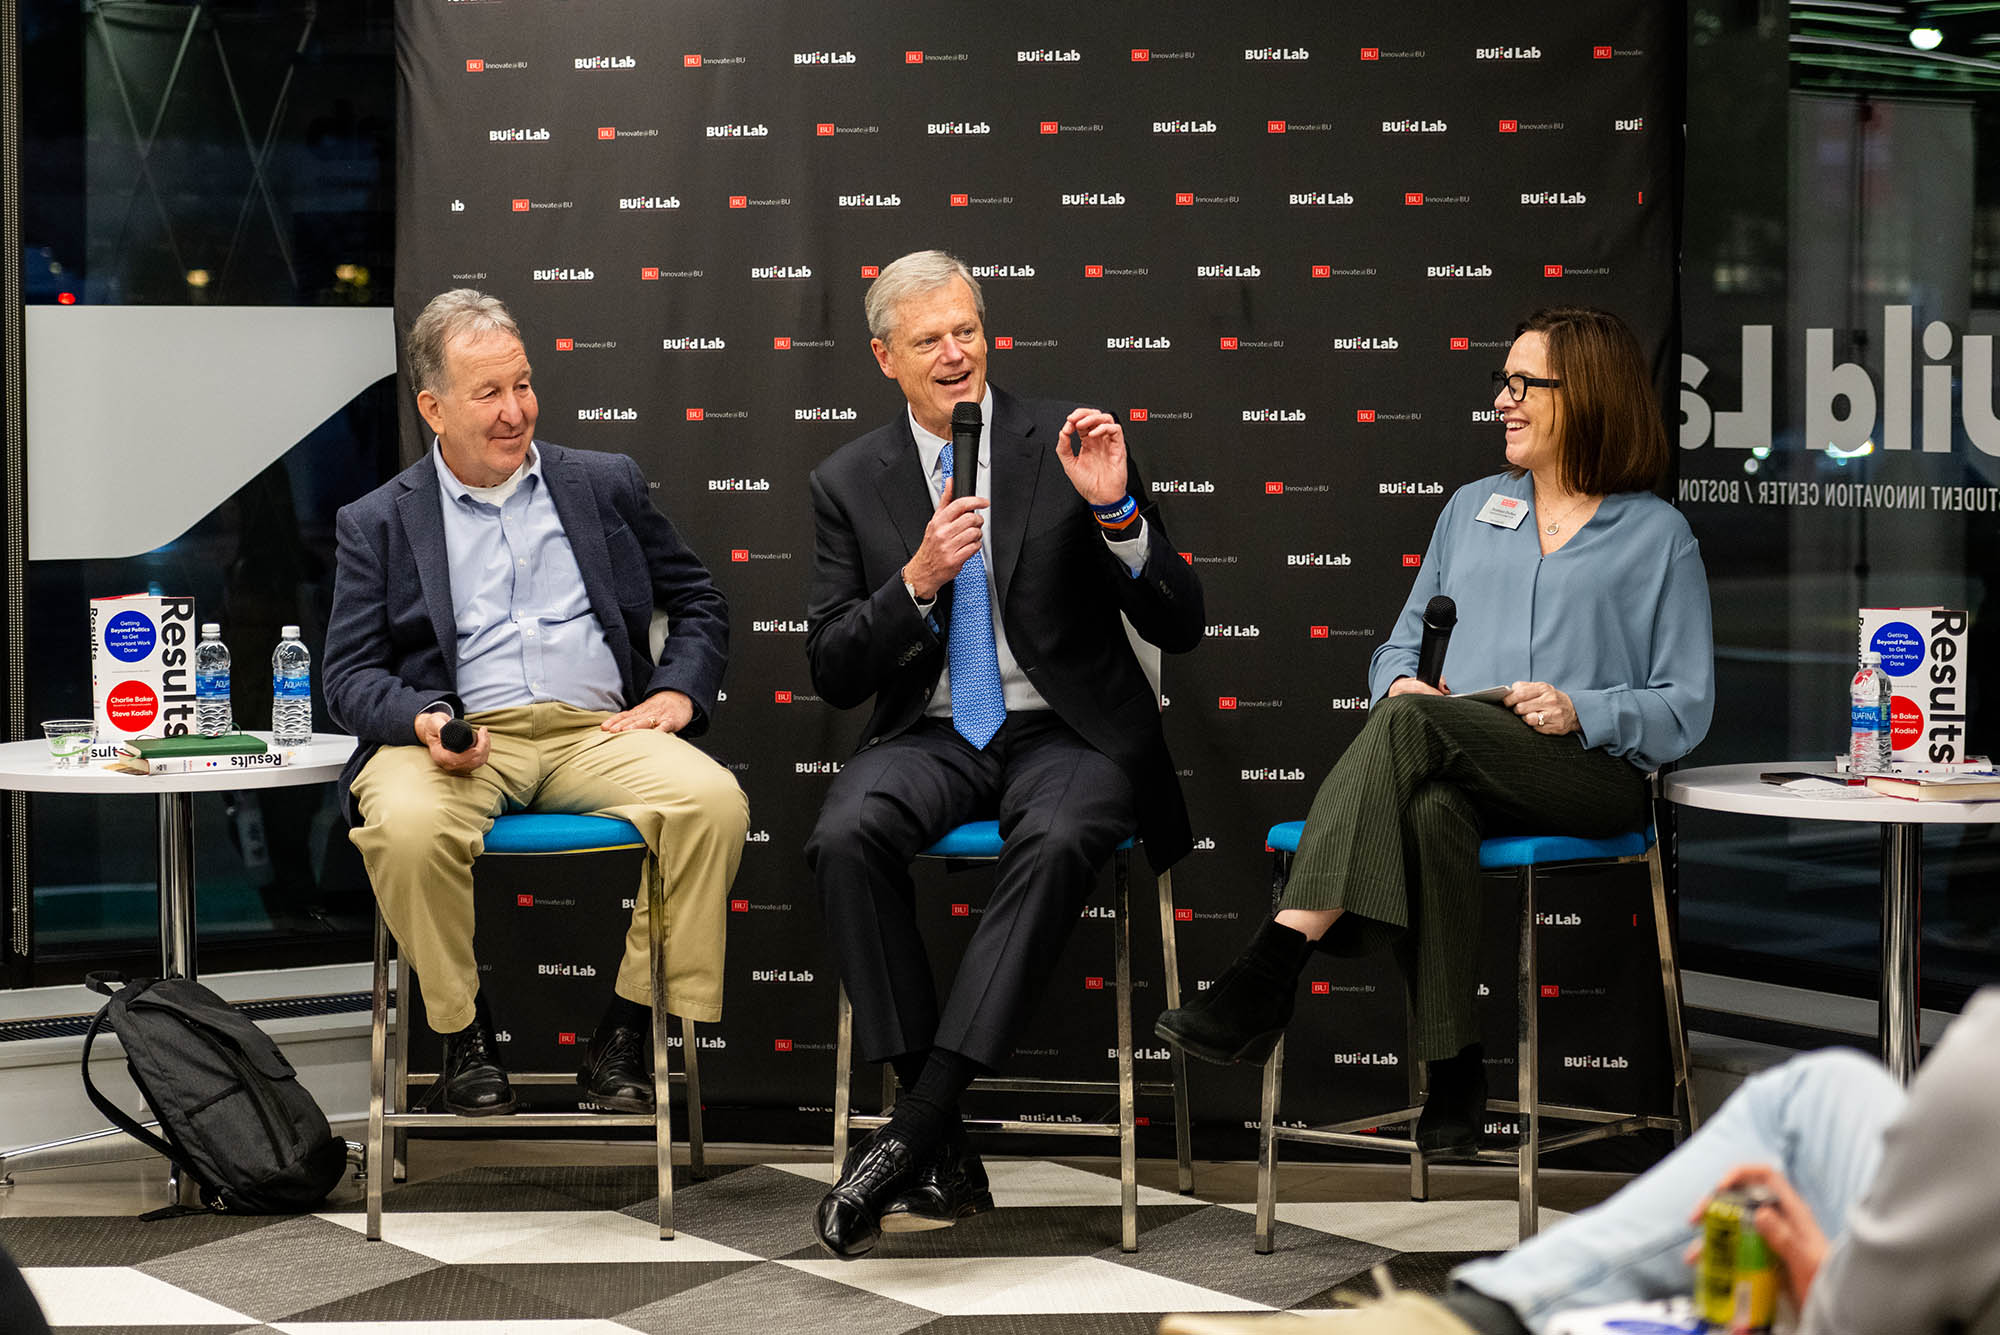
728;195;747;208
1544;264;1564;277
774;690;792;704
951;904;970;917
1129;408;1149;422
949;193;969;207
1450;336;1470;350
684;54;702;67
1265;481;1283;494
1311;264;1332;278
1040;121;1059;135
466;59;484;72
1084;264;1104;278
773;337;791;350
516;893;534;906
1360;47;1380;59
1311;626;1330;638
730;898;749;912
1356;409;1376;422
1175;192;1194;206
1085;977;1105;990
1311;981;1331;995
1267;120;1287;133
1131;48;1150;61
641;267;660;280
816;123;835;136
1220;336;1240;350
1593;45;1613;59
905;50;923;64
993;336;1013;349
861;265;880;277
1218;697;1238;710
597;127;615;140
511;198;530;212
730;549;749;562
1499;119;1518;133
687;408;705;421
555;338;574;350
1404;192;1424;206
1403;554;1422;567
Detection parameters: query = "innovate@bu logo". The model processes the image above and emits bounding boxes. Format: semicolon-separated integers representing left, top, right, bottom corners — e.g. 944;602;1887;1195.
1499;119;1519;133
817;123;836;136
1041;121;1060;135
1084;264;1104;278
730;549;749;562
1361;47;1380;59
1544;264;1564;277
555;338;574;350
683;54;702;67
1175;192;1194;206
731;898;749;912
774;691;792;703
1220;337;1240;350
1405;193;1424;206
641;267;660;280
1085;977;1105;990
1357;409;1376;422
516;893;533;906
686;408;705;421
1129;408;1149;421
1311;626;1330;638
511;198;530;212
993;336;1013;348
1312;264;1332;278
1403;554;1423;567
1265;481;1284;494
861;265;880;277
466;59;484;72
905;50;923;64
1131;48;1150;61
774;1039;793;1051
1594;45;1614;58
1218;697;1237;710
729;195;747;208
950;193;969;207
952;903;971;917
1450;336;1470;350
1267;120;1287;133
596;127;615;140
773;337;792;349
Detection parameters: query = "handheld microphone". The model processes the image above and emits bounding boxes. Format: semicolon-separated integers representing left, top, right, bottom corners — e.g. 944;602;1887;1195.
440;718;476;753
950;401;982;504
1415;595;1456;689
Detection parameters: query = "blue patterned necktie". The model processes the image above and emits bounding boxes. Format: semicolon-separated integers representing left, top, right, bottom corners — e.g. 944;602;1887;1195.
939;442;1005;748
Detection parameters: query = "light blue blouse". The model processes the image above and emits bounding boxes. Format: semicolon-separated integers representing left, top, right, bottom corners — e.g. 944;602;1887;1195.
1367;471;1715;772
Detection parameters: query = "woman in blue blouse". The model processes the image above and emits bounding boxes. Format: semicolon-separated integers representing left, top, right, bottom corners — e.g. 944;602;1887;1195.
1156;307;1714;1154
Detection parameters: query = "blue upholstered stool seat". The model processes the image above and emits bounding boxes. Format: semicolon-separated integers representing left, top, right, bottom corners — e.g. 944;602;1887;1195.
482;813;645;855
1263;820;1652;868
919;819;1137;859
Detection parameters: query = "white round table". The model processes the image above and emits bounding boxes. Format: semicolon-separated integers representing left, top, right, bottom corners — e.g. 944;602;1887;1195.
1663;761;2000;1081
0;732;355;981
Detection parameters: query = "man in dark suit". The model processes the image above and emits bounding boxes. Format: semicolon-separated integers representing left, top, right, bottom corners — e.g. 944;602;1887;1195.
325;288;747;1117
804;250;1205;1256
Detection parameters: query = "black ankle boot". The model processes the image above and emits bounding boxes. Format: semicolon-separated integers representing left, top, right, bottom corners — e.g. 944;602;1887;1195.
1416;1043;1487;1155
439;994;516;1117
1154;919;1314;1065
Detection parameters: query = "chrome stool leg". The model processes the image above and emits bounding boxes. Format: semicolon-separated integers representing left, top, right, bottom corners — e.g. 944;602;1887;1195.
1516;866;1541;1240
681;1014;706;1180
1114;850;1138;1254
1254;1035;1285;1255
832;985;854;1171
1155;868;1195;1195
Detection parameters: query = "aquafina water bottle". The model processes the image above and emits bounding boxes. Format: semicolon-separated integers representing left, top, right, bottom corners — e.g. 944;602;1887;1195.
195;623;233;736
271;625;312;746
1849;650;1893;774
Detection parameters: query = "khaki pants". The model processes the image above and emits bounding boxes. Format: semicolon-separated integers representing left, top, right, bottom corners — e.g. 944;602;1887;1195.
348;702;748;1034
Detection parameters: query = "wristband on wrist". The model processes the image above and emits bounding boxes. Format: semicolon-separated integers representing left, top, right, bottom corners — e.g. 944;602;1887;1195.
1092;494;1140;531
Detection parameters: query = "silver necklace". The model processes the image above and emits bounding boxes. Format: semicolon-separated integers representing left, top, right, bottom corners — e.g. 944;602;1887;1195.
1538;493;1592;536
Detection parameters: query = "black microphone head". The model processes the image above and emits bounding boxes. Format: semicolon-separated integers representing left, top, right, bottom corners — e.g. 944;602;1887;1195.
1424;595;1457;629
951;401;982;438
440;717;475;753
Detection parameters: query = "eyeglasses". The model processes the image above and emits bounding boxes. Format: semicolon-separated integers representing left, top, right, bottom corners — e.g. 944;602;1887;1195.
1491;370;1563;402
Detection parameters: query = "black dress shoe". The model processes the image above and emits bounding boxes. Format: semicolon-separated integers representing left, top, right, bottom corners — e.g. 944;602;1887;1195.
440;1003;515;1117
881;1137;994;1232
1415;1044;1488;1157
578;1022;655;1113
1154;918;1315;1065
815;1131;920;1259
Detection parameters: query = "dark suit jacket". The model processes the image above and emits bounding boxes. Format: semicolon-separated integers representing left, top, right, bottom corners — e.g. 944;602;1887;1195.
324;441;729;820
805;387;1204;867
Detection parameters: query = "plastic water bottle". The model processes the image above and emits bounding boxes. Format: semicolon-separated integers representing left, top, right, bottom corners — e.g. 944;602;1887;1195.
1849;650;1893;774
195;623;234;736
271;625;312;746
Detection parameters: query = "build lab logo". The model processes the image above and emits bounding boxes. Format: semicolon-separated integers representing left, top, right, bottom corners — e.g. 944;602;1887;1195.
1197;264;1260;279
971;264;1036;279
1535;912;1583;926
1382;119;1448;133
708;478;771;492
1379;481;1444;495
1331;335;1399;350
1242;408;1306;422
1206;623;1262;638
1151;480;1216;494
750;265;813;279
1105;336;1171;350
1426;262;1493;278
793;50;857;64
1471;409;1502;423
1061;191;1126;206
750;968;816;983
1615;117;1646;131
1331;1052;1401;1066
751;618;807;632
531;267;594;282
488;127;551;142
1287;553;1351;565
1244;47;1309;61
706;123;770;139
1564;1054;1632;1069
662;336;725;350
1153;120;1218;134
1521;191;1588;206
927;121;991;135
618;195;680;210
1240;767;1307;780
1017;48;1082;62
1288;191;1354;207
574;55;637;69
836;193;902;207
1474;45;1541;59
794;407;859;421
575;407;637;421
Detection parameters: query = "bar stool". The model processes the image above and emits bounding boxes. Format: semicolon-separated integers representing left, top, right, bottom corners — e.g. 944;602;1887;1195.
367;812;705;1241
1247;818;1696;1251
829;819;1195;1253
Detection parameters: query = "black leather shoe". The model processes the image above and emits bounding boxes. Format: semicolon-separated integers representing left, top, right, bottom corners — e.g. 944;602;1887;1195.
1415;1044;1488;1157
881;1137;994;1232
578;1022;655;1113
440;1002;515;1117
815;1131;920;1259
1154;918;1314;1065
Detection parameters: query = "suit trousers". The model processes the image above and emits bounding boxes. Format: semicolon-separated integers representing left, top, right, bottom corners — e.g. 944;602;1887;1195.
348;702;748;1034
805;713;1137;1070
1282;693;1648;1061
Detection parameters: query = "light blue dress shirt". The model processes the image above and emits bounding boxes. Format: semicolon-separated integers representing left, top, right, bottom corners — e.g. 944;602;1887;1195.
1367;471;1714;772
431;442;625;715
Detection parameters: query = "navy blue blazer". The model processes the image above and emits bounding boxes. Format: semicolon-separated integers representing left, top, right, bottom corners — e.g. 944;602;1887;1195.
323;441;729;820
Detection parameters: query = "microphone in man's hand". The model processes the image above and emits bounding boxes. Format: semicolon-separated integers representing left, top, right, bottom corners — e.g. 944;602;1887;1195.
950;401;981;502
439;718;476;753
1415;595;1456;689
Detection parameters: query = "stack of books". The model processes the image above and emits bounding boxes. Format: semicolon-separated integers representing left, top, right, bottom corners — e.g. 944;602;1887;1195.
106;734;295;776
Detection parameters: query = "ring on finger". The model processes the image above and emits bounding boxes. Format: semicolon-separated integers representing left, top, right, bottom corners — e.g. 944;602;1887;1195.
1532;711;1545;727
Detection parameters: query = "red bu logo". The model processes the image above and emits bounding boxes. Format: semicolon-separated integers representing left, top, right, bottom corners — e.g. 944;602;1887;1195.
1310;626;1329;638
1593;45;1613;59
1136;1115;1150;1126
1311;981;1331;995
730;898;749;912
1179;551;1193;563
1356;409;1376;423
1174;907;1193;922
683;54;701;67
993;336;1013;349
1131;48;1150;61
1174;192;1194;206
1404;192;1424;206
1265;481;1284;494
1129;408;1149;422
466;59;485;73
686;409;705;421
1540;984;1561;997
555;338;574;351
861;265;880;277
728;195;747;209
773;337;792;350
951;904;970;917
774;690;793;704
1218;697;1238;710
1402;554;1422;567
1040;121;1059;135
1220;336;1240;350
558;1032;577;1046
597;127;616;140
641;267;660;280
1084;264;1104;278
816;123;836;136
1498;119;1518;133
949;193;969;207
774;1038;793;1051
1544;264;1564;278
1311;264;1332;278
1085;976;1105;990
1360;47;1380;59
516;893;534;907
730;549;749;562
905;50;923;64
511;198;531;212
1267;120;1287;134
1449;336;1470;350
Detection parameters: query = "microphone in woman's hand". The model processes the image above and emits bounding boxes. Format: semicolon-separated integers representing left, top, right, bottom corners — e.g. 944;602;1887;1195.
1416;595;1457;688
440;718;476;753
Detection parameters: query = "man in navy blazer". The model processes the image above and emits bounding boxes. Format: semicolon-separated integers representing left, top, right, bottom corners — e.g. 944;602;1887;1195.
803;251;1204;1256
325;289;746;1117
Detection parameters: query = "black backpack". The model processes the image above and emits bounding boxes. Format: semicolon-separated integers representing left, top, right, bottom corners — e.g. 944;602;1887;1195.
80;972;348;1215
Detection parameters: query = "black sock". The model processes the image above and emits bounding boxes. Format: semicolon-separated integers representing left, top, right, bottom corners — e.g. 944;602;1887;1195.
599;994;650;1036
1442;1285;1531;1335
889;1050;930;1093
881;1047;987;1156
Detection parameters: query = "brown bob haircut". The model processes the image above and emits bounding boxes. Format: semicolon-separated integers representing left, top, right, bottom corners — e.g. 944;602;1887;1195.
1509;307;1669;495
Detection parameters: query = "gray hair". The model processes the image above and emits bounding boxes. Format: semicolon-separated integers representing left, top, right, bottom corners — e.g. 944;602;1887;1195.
864;250;985;343
406;289;523;397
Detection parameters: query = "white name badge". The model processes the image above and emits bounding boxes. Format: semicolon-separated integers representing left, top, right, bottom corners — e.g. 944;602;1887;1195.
1475;493;1529;528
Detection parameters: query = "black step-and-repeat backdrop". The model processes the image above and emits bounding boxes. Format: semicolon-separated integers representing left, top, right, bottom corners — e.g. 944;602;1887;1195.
396;2;1681;1158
